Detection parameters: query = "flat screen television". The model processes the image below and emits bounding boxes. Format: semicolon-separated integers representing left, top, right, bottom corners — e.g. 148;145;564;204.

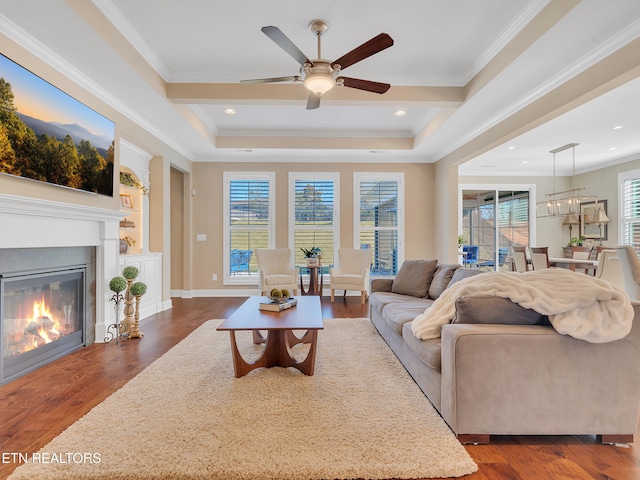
0;53;115;196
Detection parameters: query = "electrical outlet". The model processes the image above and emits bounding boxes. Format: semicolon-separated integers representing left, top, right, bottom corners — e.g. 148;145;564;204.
212;274;217;281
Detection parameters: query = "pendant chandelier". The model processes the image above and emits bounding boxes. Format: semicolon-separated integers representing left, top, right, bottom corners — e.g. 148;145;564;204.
536;143;597;218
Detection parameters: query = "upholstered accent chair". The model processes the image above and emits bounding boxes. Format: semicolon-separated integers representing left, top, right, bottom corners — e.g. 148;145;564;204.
529;246;550;270
511;246;528;272
330;248;373;303
594;249;624;290
616;246;640;300
256;248;298;296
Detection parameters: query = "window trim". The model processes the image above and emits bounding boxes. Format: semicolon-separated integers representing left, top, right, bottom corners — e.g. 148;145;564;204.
288;172;340;268
618;168;640;248
353;172;404;276
223;171;275;285
459;183;537;269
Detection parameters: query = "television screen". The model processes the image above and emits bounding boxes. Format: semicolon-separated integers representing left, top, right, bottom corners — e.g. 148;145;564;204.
0;53;115;196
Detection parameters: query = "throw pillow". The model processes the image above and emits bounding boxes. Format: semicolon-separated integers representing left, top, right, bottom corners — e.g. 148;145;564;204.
453;295;549;325
448;267;485;287
391;259;438;297
428;264;459;299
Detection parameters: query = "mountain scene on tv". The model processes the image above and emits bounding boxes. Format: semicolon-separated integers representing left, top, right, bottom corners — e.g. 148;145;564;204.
0;54;115;196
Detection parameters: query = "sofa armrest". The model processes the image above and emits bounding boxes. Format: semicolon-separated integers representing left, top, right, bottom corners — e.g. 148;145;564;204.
439;321;640;438
370;278;393;293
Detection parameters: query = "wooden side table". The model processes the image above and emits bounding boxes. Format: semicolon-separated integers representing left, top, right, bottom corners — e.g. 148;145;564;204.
298;265;323;295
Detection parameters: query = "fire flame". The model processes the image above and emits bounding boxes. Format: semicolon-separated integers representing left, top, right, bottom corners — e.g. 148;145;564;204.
28;298;61;348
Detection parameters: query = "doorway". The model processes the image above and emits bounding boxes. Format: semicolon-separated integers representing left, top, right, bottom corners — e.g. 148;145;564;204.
460;188;533;271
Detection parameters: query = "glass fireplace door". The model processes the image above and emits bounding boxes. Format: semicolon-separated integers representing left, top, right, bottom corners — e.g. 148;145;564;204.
1;266;86;384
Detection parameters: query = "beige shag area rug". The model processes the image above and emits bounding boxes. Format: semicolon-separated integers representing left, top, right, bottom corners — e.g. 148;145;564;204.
9;318;477;480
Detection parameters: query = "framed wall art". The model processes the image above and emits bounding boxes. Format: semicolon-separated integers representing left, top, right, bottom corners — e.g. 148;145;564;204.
120;194;133;209
580;200;607;241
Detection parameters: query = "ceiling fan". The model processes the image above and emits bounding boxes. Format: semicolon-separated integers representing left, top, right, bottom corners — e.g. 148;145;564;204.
241;20;394;110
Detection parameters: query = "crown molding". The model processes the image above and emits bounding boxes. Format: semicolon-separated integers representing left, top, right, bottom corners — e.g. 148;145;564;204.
0;11;194;161
91;0;171;80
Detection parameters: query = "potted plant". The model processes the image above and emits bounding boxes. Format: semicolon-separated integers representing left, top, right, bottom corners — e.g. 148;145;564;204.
457;235;466;252
301;246;322;266
567;235;586;247
119;236;135;254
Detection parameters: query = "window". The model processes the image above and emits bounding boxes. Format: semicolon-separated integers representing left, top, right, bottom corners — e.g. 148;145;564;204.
460;186;535;271
620;169;640;251
354;173;403;276
223;172;274;284
289;173;339;267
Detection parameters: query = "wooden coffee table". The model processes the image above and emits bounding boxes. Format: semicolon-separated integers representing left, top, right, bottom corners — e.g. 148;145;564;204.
217;296;323;377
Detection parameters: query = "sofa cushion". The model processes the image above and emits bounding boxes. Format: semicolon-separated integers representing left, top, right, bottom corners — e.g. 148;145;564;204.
369;291;430;316
383;301;433;335
402;321;442;371
428;264;459;299
453;295;550;325
391;259;438;297
448;267;485;287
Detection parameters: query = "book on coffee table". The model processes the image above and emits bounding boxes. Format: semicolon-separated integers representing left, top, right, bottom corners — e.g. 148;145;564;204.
259;297;297;312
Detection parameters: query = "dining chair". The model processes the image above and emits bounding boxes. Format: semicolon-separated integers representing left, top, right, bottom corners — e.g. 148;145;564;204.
571;246;594;260
571;246;594;274
511;246;529;272
462;245;479;267
615;246;640;301
529;247;550;270
593;249;624;290
330;248;373;303
255;248;298;296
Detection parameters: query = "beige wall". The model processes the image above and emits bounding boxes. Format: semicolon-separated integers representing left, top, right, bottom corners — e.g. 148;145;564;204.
189;161;434;291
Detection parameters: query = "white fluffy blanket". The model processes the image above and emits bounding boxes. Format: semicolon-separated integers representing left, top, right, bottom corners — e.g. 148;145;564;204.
411;268;634;343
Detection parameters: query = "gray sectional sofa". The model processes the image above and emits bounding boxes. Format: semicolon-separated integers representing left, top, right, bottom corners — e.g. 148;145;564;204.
369;259;640;444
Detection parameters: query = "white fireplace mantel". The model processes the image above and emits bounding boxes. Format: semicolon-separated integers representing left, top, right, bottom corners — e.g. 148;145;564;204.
0;192;125;342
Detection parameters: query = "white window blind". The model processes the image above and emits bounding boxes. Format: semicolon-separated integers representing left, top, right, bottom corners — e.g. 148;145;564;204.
223;172;274;284
355;173;403;276
621;173;640;251
289;173;339;267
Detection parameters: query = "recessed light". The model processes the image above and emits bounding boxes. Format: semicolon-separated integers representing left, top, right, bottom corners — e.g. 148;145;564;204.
224;108;236;115
609;147;617;151
508;146;516;150
613;125;624;130
394;110;406;117
522;160;528;164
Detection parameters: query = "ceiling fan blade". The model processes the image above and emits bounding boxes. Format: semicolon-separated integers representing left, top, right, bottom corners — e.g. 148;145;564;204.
261;26;313;66
306;93;321;110
331;33;393;70
240;76;299;84
339;76;391;94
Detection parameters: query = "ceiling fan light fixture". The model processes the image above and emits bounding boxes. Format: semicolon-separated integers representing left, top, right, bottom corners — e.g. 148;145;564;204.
303;73;335;95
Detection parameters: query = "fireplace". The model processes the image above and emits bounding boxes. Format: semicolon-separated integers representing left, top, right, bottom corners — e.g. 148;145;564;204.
1;266;86;385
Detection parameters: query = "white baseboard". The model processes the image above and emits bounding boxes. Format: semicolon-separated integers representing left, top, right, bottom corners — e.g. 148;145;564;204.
170;288;362;298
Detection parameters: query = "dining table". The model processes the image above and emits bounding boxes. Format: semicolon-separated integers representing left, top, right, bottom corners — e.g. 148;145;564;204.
548;256;598;274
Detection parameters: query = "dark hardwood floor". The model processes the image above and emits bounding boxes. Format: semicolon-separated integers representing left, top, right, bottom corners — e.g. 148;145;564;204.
0;296;637;480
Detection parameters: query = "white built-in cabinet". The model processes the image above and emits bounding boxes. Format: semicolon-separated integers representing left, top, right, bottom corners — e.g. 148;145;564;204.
118;140;162;319
118;253;163;320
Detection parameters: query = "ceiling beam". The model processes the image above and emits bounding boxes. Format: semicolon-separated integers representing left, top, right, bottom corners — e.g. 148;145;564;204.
167;83;465;106
214;135;413;150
